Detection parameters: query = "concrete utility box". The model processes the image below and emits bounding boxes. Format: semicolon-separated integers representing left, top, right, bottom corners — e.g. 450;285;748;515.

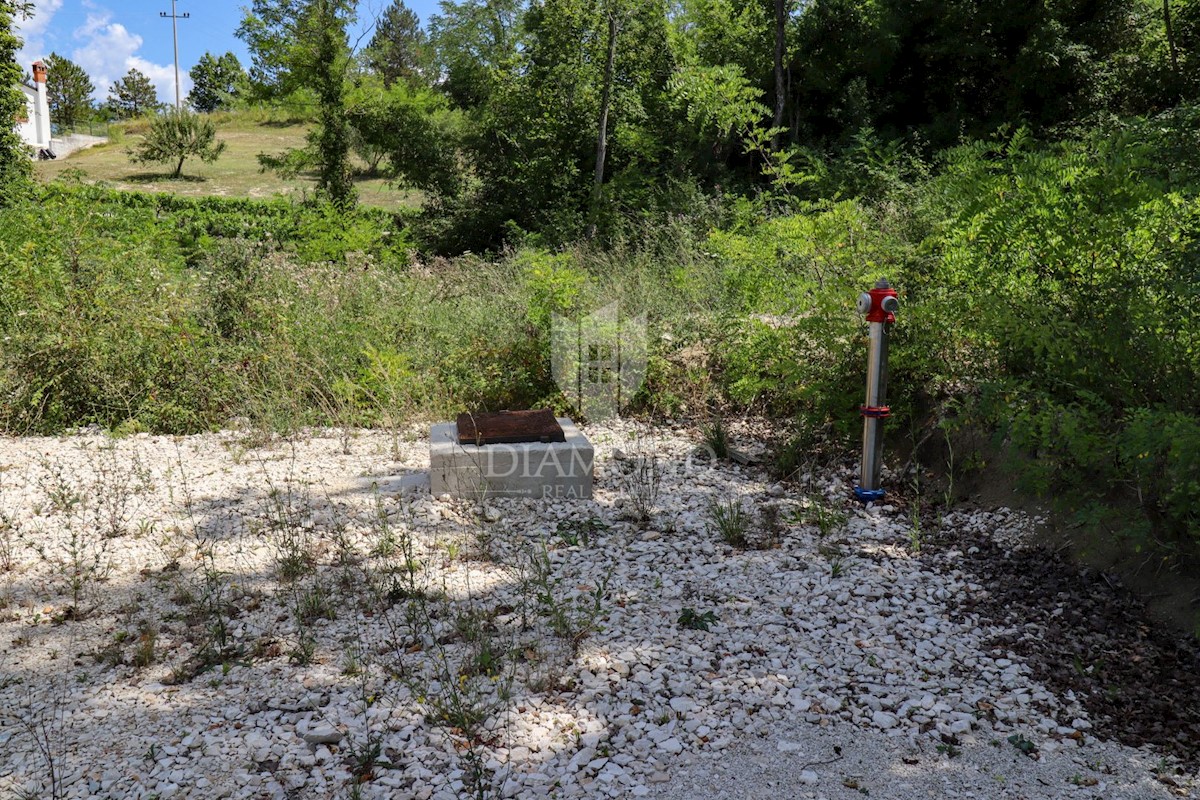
430;417;593;500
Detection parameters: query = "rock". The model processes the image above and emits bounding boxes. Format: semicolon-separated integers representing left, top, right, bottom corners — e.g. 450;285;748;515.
669;697;697;715
302;726;343;745
658;738;683;755
872;711;898;730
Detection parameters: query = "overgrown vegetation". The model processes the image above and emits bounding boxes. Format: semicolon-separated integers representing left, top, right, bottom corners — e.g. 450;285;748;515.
3;0;1200;552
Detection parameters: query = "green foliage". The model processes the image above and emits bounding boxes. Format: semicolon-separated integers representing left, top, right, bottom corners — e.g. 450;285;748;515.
345;78;461;193
45;52;95;128
365;0;430;87
187;52;247;113
129;110;228;178
667;63;768;150
915;120;1200;540
707;497;749;547
1008;734;1038;757
0;1;33;205
520;249;587;329
427;0;525;109
0;182;413;433
700;417;729;459
107;68;159;118
455;0;676;247
238;0;357;206
677;607;717;631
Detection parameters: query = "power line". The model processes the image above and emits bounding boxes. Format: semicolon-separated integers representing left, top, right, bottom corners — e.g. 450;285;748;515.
159;1;191;110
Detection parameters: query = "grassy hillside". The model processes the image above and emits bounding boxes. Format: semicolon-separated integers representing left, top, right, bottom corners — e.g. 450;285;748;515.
33;113;420;212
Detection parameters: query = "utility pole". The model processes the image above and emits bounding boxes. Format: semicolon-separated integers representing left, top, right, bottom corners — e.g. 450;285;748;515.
160;0;190;110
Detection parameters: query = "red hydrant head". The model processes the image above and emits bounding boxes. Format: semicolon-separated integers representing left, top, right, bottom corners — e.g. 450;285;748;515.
857;277;899;324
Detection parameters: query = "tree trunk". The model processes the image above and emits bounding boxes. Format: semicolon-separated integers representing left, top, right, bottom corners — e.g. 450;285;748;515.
314;0;353;207
773;0;786;150
1164;0;1180;87
175;156;185;178
588;11;619;240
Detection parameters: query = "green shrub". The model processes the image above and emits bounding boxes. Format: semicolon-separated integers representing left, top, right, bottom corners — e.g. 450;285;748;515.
128;110;227;178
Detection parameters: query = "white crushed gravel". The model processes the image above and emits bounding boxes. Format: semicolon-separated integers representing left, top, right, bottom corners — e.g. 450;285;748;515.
0;421;1193;799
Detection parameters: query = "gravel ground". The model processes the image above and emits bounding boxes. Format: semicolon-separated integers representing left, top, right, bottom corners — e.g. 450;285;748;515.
0;421;1195;799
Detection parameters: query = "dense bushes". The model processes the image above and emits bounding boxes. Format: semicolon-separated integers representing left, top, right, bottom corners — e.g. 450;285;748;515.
3;107;1200;543
913;120;1200;539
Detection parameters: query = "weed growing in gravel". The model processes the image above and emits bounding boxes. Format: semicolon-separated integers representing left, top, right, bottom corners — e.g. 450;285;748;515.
756;503;784;549
260;468;319;583
162;448;240;679
24;460;113;610
2;682;67;800
795;498;847;538
133;623;157;668
1008;733;1038;757
340;654;386;786
556;516;607;547
708;497;750;547
908;507;923;553
678;607;718;631
369;492;424;602
287;571;337;665
526;540;609;655
0;487;20;572
355;502;515;798
86;443;153;539
618;432;662;524
936;742;961;758
341;645;363;676
700;417;730;460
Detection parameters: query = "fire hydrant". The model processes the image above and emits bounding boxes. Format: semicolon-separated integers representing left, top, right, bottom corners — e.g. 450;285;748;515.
854;278;899;502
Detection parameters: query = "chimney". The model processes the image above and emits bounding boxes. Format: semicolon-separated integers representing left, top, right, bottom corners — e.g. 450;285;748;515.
31;61;49;147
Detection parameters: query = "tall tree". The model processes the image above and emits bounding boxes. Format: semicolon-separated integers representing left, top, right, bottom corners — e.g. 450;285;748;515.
0;1;34;204
107;68;159;118
187;52;247;112
365;0;428;86
237;0;357;206
44;52;94;128
1164;0;1180;77
466;0;673;244
588;5;619;237
428;0;524;108
772;0;786;147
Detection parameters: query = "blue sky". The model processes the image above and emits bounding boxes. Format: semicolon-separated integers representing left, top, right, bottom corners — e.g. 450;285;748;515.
15;1;442;105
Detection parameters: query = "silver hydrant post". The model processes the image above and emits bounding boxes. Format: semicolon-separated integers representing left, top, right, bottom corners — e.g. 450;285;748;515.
854;278;899;502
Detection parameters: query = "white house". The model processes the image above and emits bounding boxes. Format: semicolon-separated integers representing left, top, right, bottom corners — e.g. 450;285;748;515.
15;60;51;152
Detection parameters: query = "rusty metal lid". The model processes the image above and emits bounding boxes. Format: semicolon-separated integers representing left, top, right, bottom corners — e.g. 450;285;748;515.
456;409;566;445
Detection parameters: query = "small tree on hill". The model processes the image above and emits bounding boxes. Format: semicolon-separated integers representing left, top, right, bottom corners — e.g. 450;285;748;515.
129;109;226;177
45;52;95;128
108;68;159;118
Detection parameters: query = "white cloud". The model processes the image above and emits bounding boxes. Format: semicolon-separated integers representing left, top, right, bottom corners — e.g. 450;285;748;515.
14;0;65;67
70;12;192;107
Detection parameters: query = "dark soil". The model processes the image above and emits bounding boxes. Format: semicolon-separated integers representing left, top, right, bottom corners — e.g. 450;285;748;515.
926;520;1200;774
